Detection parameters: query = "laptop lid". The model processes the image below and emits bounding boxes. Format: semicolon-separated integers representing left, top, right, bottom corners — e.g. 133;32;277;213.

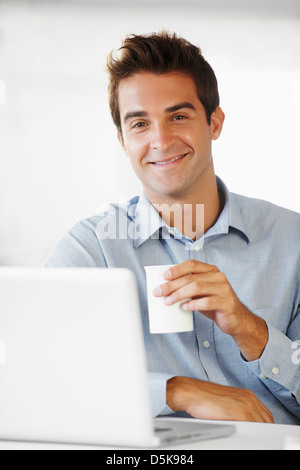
0;267;155;447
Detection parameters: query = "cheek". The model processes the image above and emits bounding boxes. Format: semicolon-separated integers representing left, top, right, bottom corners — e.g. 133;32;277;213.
177;126;202;148
124;138;149;165
189;128;211;153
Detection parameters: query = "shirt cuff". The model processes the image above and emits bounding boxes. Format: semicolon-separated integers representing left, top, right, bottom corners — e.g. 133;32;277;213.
148;372;176;417
243;323;300;400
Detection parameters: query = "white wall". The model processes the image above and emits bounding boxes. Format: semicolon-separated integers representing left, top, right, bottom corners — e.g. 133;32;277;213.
0;0;299;266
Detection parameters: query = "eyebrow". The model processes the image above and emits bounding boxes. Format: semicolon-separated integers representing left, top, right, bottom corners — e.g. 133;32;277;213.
165;101;196;114
123;110;148;123
123;101;196;123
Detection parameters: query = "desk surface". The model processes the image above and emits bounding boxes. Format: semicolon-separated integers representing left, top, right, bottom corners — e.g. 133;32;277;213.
1;420;300;450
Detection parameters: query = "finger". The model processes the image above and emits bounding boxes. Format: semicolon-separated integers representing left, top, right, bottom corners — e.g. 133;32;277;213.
153;274;193;297
181;296;218;311
254;406;273;424
154;271;225;298
163;259;218;281
164;281;221;306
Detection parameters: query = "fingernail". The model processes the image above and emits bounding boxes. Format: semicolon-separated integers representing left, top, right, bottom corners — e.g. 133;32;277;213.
153;286;162;296
165;296;172;305
164;269;172;280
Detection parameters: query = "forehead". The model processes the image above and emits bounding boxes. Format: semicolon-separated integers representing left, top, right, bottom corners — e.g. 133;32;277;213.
118;71;200;116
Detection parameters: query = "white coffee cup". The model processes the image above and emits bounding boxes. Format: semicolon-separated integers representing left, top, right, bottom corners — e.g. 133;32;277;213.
145;264;194;334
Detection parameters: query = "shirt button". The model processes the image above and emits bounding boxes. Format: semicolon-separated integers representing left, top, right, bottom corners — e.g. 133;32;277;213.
259;373;267;380
168;229;175;236
203;341;210;349
194;245;201;252
272;367;280;375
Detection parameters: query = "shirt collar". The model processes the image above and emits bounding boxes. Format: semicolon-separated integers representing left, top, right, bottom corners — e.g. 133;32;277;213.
130;192;167;249
131;176;250;249
209;177;250;243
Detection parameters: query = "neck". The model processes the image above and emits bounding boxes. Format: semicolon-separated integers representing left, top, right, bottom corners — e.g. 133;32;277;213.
148;173;223;241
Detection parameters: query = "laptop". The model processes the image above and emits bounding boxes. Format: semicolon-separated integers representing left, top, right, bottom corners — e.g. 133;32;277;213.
0;267;235;447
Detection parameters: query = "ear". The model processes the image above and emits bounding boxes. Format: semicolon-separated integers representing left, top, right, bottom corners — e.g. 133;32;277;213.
210;106;225;141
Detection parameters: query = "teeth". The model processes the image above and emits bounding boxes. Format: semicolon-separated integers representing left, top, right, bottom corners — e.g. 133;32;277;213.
154;154;185;165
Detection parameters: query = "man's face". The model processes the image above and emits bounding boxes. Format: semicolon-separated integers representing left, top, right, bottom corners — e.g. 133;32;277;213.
118;71;223;203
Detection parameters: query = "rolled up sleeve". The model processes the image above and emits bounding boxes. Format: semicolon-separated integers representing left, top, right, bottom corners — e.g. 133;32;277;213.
244;322;300;418
148;372;176;417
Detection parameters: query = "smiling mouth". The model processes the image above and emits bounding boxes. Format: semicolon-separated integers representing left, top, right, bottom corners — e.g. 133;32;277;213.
151;153;189;165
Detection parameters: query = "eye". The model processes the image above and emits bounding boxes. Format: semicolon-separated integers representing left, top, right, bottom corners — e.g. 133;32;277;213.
172;115;187;121
133;121;147;128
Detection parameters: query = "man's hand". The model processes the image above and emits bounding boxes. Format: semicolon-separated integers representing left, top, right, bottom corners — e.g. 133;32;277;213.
153;260;269;361
167;377;274;423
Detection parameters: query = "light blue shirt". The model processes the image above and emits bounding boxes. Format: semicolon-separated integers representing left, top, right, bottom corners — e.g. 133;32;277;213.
45;177;300;425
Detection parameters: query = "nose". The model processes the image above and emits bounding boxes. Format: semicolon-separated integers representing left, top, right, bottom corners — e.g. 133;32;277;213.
150;122;175;151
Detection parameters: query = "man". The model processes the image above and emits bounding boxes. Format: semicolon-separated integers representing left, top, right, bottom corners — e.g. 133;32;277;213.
45;31;300;425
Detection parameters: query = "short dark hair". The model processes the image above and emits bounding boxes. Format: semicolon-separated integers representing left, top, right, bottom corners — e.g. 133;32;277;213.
106;31;220;136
